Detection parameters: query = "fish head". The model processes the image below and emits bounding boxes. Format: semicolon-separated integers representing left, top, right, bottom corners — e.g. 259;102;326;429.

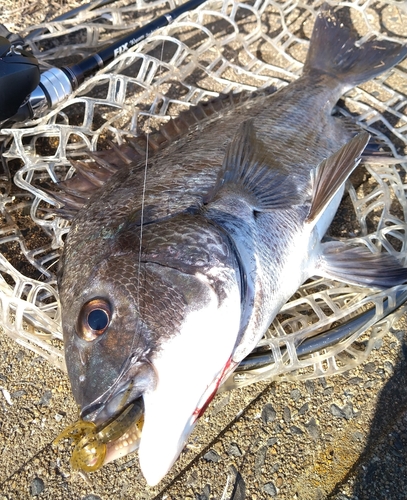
61;253;157;417
59;215;242;485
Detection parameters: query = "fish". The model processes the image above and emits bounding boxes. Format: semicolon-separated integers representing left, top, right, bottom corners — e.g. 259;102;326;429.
56;3;407;486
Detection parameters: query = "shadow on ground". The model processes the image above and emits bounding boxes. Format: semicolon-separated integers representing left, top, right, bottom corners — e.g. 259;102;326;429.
328;329;407;500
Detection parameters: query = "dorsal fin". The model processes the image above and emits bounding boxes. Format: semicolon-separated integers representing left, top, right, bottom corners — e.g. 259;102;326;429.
50;91;272;218
206;119;305;211
306;131;370;224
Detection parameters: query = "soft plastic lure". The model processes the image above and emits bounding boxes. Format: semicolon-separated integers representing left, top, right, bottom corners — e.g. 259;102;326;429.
54;401;143;472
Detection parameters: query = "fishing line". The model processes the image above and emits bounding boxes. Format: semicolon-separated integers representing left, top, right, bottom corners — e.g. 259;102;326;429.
137;139;149;286
134;35;165;350
133;120;150;354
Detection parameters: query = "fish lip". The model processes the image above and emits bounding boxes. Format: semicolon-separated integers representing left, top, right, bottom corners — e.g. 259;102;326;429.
98;395;144;441
81;380;144;428
80;357;156;427
80;402;105;421
101;397;144;469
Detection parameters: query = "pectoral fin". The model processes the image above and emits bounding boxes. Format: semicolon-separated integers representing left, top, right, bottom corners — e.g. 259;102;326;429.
317;241;407;288
206;119;305;210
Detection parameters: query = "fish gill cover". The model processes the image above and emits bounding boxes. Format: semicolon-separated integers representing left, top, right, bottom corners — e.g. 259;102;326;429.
0;0;407;386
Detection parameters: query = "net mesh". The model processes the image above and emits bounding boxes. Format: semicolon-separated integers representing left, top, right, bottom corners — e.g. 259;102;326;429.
0;0;406;381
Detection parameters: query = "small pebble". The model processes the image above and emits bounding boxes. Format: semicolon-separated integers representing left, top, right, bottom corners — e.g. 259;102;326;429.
283;406;291;423
227;442;242;457
384;360;394;375
186;471;199;487
352;431;364;442
1;388;12;406
11;390;26;399
319;377;327;388
364;362;376;373
348;377;363;385
305;380;315;395
298;403;309;415
269;463;280;474
255;446;267;476
30;477;44;497
211;394;230;416
197;484;211;500
330;403;354;420
342;403;354;420
264;481;277;496
38;390;52;406
330;404;345;418
267;437;277;447
305;417;320;441
203;449;220;463
372;338;383;350
231;472;245;500
82;496;102;500
290;389;301;401
16;350;25;361
262;404;277;424
274;423;283;433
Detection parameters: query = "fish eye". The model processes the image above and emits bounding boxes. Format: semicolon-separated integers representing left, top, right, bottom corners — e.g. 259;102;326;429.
78;298;111;341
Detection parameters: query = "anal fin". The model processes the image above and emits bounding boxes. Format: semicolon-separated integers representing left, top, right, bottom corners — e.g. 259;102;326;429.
317;241;407;289
307;132;370;224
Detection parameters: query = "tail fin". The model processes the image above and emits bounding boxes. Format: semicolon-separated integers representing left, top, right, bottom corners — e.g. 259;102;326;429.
303;3;407;91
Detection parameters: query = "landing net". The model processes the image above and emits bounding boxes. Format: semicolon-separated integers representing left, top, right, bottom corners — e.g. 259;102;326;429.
0;0;406;384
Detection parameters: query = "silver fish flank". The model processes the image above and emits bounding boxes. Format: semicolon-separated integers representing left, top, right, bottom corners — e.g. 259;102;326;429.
57;3;407;485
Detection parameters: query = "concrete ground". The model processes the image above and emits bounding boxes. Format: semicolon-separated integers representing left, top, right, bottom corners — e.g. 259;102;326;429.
1;1;407;499
1;315;407;499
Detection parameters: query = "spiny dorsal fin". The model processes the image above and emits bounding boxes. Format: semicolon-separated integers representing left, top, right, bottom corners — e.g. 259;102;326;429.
306;131;370;224
207;119;305;211
131;91;262;157
50;91;272;218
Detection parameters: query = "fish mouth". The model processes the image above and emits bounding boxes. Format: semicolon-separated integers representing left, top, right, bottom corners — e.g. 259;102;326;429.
78;372;151;470
55;359;155;473
70;357;156;470
54;395;145;473
98;396;145;467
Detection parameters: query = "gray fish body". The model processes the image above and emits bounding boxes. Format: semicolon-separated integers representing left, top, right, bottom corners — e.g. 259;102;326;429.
62;75;348;350
59;4;407;485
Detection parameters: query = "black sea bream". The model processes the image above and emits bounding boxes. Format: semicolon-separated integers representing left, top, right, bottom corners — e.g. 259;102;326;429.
57;4;407;485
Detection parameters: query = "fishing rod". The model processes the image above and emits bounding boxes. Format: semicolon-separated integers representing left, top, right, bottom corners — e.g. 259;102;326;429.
0;0;207;127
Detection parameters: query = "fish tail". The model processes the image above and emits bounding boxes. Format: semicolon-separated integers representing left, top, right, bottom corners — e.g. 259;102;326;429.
303;3;407;92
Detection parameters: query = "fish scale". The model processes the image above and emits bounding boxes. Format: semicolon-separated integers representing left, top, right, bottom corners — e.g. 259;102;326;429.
56;3;407;486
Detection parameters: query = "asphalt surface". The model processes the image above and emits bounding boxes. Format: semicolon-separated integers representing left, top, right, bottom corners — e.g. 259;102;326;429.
1;1;407;499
